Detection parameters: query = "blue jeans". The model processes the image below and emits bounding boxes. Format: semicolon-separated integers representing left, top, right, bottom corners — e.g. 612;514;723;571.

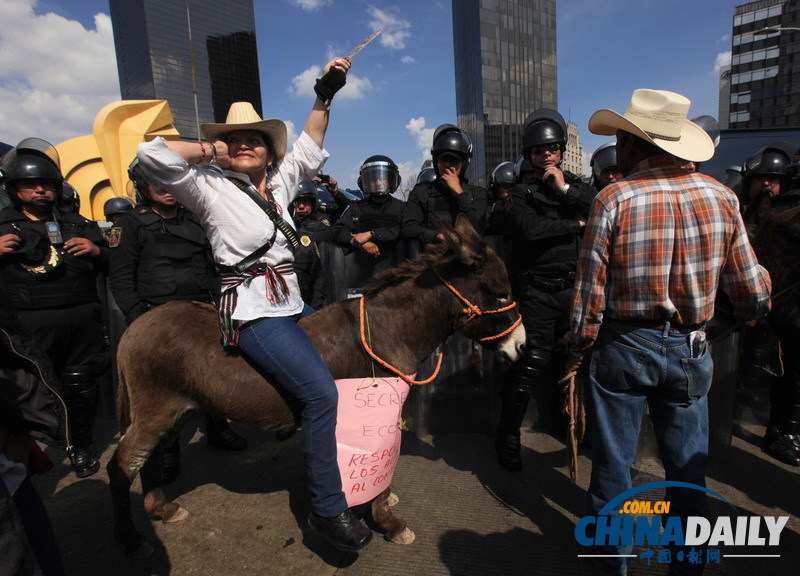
586;321;713;575
237;305;346;517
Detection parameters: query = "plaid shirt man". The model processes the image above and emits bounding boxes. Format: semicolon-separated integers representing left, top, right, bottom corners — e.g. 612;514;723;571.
569;154;772;366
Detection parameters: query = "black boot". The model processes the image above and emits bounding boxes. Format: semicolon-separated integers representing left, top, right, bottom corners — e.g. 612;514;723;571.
308;509;373;552
160;438;181;484
762;425;800;466
205;413;248;451
62;373;100;478
495;384;530;472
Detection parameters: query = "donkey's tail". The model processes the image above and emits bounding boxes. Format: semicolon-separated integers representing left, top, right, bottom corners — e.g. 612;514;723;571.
116;362;132;433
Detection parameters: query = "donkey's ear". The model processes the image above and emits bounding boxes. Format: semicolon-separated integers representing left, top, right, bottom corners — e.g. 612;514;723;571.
442;214;484;266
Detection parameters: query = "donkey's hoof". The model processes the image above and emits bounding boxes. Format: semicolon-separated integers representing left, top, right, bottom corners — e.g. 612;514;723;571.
386;492;400;507
162;504;189;524
387;527;415;545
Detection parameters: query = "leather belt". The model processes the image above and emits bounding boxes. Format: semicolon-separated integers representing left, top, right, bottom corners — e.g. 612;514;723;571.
606;318;705;332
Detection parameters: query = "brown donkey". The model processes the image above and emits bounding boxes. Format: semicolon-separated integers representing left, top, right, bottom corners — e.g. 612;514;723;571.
107;215;525;558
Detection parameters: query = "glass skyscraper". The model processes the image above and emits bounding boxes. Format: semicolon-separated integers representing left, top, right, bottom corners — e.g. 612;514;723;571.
728;0;800;129
452;0;558;184
109;0;262;140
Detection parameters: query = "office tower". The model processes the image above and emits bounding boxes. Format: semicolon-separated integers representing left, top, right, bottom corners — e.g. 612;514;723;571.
109;0;262;140
728;0;800;129
452;0;558;184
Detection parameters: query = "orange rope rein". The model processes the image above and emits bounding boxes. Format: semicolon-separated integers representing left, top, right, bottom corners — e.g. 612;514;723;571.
358;297;445;386
357;267;521;386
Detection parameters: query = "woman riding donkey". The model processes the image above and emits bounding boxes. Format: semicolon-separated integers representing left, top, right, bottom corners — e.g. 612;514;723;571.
134;56;374;552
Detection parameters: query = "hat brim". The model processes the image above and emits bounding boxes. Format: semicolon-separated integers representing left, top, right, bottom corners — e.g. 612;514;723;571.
201;119;288;162
589;109;715;163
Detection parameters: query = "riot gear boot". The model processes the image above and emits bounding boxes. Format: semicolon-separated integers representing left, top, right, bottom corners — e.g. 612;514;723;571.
205;413;248;451
62;373;99;478
495;383;530;472
762;424;800;466
160;438;181;484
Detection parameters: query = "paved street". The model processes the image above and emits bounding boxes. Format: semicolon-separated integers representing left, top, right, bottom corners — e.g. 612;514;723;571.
31;400;800;576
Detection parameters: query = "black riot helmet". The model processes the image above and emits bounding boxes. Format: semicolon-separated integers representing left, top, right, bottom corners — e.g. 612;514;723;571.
431;124;472;174
488;161;516;200
590;143;617;180
294;180;318;208
416;167;436;184
127;157;154;205
521;109;567;156
103;196;134;220
59;181;81;213
0;138;64;206
718;166;743;197
514;154;534;182
359;155;401;195
741;142;794;194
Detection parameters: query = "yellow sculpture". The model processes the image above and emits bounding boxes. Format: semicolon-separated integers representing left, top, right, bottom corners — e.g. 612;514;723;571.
56;100;179;220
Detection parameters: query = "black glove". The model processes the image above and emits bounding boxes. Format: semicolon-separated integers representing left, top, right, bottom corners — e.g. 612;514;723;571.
314;67;347;104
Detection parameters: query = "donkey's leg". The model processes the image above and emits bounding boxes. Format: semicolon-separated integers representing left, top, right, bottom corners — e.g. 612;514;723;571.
107;430;154;558
140;433;189;524
370;486;415;544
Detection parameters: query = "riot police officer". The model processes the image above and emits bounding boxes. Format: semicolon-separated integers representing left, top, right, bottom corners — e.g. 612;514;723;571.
103;196;135;225
0;138;109;478
485;161;516;235
737;143;799;465
291;180;331;309
58;181;81;214
329;155;405;257
109;159;247;483
492;110;598;471
401;124;488;244
740;142;793;211
588;142;624;191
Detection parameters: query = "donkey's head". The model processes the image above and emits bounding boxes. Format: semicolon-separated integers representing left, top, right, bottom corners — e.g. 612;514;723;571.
433;214;525;363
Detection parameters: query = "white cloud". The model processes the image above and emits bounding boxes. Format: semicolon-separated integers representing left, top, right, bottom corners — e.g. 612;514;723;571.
367;5;411;50
0;0;120;146
286;0;331;12
401;55;416;64
715;51;732;75
406;116;434;152
287;65;372;100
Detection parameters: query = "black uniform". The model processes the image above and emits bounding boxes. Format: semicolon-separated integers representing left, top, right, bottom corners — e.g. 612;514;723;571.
495;176;597;439
329;195;405;252
0;207;109;476
401;179;487;243
109;205;215;323
293;211;331;310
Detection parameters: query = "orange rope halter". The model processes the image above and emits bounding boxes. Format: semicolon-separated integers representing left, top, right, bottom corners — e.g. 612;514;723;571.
431;269;522;342
357;267;522;386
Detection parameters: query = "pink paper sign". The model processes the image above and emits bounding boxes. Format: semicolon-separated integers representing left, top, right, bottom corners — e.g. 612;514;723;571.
335;376;411;507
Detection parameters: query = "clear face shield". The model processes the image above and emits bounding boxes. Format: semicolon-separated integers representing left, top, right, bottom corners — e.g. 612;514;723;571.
360;162;399;195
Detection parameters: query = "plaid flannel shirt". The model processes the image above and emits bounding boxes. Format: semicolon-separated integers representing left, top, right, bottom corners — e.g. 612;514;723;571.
569;155;772;362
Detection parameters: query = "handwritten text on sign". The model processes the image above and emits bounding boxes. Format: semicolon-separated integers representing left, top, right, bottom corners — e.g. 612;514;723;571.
335;377;411;507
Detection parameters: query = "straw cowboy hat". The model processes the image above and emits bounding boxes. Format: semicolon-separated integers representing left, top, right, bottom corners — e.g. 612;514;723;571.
202;102;288;162
588;89;715;163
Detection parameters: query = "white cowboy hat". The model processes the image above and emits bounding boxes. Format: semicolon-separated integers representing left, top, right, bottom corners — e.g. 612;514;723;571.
588;89;715;162
201;102;288;162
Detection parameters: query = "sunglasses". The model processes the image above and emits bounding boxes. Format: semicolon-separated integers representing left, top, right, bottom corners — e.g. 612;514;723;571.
531;143;562;155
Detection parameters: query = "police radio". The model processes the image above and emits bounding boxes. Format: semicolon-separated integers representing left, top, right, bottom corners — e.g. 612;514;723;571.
46;221;63;245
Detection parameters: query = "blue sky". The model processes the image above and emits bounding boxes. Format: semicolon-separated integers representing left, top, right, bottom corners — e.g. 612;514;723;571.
1;0;744;191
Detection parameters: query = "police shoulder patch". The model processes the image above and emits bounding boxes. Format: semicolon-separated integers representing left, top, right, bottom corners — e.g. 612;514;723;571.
107;227;122;248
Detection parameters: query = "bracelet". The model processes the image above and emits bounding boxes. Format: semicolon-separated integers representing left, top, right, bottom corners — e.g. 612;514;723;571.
209;142;217;163
198;141;207;163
